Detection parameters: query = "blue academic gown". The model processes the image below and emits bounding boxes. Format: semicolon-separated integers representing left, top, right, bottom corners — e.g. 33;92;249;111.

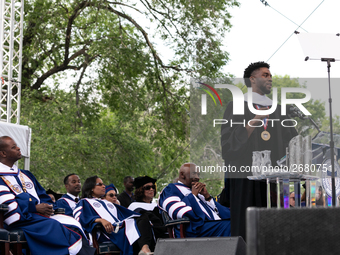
0;167;84;255
56;194;79;217
158;182;231;237
74;198;140;255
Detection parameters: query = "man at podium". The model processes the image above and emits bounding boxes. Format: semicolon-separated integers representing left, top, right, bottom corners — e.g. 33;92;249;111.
221;61;298;240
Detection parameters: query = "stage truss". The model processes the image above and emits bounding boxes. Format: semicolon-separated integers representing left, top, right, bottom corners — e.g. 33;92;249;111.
0;0;23;124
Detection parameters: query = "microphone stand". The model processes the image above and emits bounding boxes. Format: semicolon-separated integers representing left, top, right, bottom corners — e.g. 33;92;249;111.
324;58;336;206
305;57;337;206
289;107;321;135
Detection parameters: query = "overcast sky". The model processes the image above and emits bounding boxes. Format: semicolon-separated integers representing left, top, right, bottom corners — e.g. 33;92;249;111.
224;0;340;78
218;0;340;116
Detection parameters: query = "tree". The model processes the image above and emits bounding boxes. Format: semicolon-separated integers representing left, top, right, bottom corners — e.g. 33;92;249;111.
18;0;240;194
19;88;190;193
266;76;326;137
22;0;239;119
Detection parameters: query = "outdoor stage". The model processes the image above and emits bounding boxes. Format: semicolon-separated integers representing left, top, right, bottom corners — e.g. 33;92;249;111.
154;206;340;255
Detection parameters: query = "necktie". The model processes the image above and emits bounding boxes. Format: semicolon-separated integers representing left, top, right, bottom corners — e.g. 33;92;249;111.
74;198;79;203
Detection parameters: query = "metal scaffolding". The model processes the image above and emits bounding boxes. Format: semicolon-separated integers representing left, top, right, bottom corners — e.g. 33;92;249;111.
0;0;24;124
0;0;29;170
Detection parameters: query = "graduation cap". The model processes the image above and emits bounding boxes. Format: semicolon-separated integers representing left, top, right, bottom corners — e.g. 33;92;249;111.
105;183;118;194
46;188;63;200
134;176;157;190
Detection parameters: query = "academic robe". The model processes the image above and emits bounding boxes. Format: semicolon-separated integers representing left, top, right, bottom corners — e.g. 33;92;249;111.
128;202;167;251
74;198;140;255
158;182;231;237
57;194;79;217
0;165;85;255
221;101;298;240
117;191;134;208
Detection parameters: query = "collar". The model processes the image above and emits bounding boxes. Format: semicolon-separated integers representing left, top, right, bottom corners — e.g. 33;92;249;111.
0;162;19;176
66;193;79;201
177;181;190;189
124;190;134;197
244;92;272;106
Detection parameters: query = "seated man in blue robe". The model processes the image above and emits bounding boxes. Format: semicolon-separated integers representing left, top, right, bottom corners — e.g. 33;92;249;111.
0;136;95;255
158;162;231;237
57;173;81;216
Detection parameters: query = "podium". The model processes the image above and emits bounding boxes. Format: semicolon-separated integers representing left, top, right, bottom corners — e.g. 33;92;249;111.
247;133;340;208
248;173;318;209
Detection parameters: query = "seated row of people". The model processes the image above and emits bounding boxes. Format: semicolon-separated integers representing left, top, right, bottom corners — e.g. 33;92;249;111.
0;136;94;255
0;136;231;255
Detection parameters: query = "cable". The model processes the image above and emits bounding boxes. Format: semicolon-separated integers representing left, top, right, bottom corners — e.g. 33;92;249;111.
267;0;325;62
260;0;308;32
266;32;295;62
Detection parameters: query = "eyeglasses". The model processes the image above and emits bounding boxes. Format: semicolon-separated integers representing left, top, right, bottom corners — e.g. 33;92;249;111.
290;197;295;200
108;193;117;197
96;182;105;187
143;184;156;190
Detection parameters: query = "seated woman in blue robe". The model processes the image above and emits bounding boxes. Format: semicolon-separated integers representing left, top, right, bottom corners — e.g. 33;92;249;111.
103;184;121;205
74;176;153;255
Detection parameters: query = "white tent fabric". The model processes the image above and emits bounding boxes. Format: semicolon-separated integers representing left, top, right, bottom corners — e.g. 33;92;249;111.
0;122;31;157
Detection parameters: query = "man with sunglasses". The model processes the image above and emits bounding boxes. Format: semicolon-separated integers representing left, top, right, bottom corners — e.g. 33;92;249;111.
158;163;231;237
56;173;82;216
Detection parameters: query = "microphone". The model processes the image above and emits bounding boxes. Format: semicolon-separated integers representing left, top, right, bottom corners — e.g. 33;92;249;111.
287;106;305;119
288;105;321;133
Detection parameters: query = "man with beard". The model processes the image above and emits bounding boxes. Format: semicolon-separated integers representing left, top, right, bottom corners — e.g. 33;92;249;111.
56;173;81;216
221;61;298;240
117;176;135;208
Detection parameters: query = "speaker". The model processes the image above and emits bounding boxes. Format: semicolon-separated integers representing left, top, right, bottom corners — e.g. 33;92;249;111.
154;237;246;255
247;207;340;255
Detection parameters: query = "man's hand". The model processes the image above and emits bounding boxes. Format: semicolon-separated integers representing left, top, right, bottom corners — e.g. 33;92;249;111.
199;184;211;200
96;218;114;234
192;182;207;196
36;203;54;216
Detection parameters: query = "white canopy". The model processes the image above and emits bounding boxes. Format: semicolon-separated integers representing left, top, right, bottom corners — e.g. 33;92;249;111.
0;122;31;157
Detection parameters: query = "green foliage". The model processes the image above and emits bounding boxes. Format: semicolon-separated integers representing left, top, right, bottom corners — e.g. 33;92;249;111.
19;88;189;193
267;75;326;137
19;0;241;195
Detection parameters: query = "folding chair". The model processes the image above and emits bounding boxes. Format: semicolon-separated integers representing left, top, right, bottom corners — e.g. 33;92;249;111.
91;224;121;254
161;211;190;238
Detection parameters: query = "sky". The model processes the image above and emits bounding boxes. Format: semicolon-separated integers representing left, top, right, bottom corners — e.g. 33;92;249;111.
224;0;340;78
219;0;340;116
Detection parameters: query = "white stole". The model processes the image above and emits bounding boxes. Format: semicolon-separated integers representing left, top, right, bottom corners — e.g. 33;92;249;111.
2;171;40;203
128;202;157;212
86;198;140;245
62;198;77;211
51;214;87;238
175;184;220;220
86;198;117;224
